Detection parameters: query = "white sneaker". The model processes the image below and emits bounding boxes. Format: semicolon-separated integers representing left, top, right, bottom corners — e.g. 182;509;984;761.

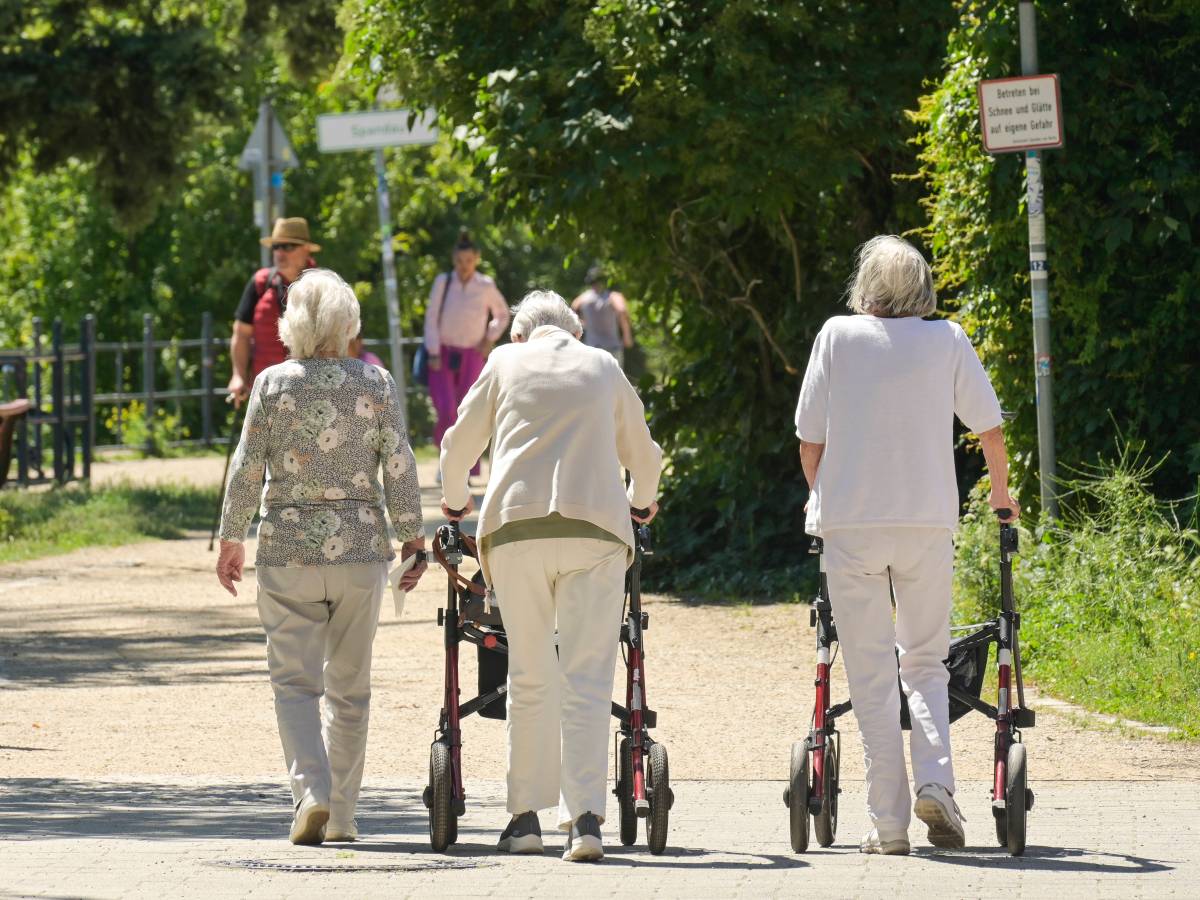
914;783;966;849
860;827;910;855
289;797;329;846
562;812;603;862
325;820;358;843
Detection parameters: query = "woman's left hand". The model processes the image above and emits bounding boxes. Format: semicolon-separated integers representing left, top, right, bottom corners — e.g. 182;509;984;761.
216;540;245;596
400;541;428;591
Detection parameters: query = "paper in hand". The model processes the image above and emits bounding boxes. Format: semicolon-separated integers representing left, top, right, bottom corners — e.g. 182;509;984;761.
388;553;419;618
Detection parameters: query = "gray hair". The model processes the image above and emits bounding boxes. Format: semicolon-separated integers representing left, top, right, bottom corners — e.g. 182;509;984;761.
846;235;936;318
510;289;583;340
278;268;361;358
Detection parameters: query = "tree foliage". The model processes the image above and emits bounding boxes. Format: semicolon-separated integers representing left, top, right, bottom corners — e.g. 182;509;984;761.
915;0;1200;501
0;0;343;228
345;0;955;593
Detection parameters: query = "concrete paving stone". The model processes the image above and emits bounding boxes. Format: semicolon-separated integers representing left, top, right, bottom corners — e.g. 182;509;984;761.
3;777;1197;898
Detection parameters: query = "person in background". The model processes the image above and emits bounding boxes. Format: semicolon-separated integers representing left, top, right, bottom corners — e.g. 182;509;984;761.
216;268;426;846
422;230;509;476
440;290;662;863
350;331;384;369
571;265;633;367
227;217;320;406
795;235;1019;856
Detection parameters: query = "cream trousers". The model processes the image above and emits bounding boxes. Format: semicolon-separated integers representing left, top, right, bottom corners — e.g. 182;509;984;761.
486;538;628;830
821;527;955;836
256;562;386;831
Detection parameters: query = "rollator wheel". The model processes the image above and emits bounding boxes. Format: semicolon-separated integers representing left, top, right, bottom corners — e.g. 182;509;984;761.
428;740;456;851
788;740;810;853
1005;742;1028;856
646;742;670;855
617;737;637;847
813;739;839;847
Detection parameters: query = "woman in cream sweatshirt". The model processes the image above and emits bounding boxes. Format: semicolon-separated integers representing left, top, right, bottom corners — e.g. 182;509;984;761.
440;290;662;862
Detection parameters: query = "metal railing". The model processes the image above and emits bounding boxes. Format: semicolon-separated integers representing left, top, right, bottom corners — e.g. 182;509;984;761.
0;312;425;487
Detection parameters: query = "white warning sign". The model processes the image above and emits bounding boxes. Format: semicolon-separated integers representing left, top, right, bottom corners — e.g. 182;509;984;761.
978;74;1064;153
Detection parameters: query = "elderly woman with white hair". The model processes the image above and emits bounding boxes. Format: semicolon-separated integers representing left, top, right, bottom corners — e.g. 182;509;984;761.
439;290;662;862
216;268;427;846
796;235;1019;855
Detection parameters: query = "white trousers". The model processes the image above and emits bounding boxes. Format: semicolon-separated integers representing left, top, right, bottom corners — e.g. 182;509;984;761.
256;562;386;830
822;527;955;836
486;538;628;830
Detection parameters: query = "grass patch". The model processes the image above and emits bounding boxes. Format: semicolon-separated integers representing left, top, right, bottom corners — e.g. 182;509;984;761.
0;481;219;564
954;450;1200;738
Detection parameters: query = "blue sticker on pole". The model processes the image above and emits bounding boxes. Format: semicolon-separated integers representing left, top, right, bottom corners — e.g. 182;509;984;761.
271;172;284;188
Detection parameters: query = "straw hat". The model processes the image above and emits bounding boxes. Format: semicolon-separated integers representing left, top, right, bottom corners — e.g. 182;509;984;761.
259;217;321;251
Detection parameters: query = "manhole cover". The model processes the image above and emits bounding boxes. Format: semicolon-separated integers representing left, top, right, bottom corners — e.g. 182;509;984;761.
211;858;490;874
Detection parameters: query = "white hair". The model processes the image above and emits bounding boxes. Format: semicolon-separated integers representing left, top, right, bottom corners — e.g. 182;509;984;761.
278;268;361;358
846;235;936;318
510;289;582;340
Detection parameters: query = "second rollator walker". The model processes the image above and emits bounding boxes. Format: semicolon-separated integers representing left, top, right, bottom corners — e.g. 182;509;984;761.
424;507;672;854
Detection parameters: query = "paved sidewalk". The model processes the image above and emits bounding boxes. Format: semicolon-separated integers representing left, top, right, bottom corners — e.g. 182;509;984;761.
1;777;1195;898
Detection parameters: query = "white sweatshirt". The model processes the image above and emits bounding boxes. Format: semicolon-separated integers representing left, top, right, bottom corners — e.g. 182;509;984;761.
440;325;663;581
795;315;1003;536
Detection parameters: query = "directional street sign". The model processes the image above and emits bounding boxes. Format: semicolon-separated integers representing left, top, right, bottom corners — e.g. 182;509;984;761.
239;102;298;264
316;109;437;153
239;107;298;170
978;74;1063;154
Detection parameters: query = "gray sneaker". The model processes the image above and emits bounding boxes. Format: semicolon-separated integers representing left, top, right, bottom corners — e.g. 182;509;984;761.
914;783;966;849
289;797;329;846
562;811;603;862
497;811;543;854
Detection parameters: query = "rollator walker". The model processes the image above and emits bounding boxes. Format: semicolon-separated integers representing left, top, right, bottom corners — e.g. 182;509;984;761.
424;507;672;854
785;509;1035;855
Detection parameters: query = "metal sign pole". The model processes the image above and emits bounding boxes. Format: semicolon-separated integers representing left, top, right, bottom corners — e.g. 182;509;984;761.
1019;0;1058;519
374;146;408;425
259;101;272;268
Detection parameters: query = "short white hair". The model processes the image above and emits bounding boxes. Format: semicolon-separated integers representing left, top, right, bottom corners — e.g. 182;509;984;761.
510;290;582;340
846;235;936;318
278;268;361;358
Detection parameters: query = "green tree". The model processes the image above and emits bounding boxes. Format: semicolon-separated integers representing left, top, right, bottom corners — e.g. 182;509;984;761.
344;0;955;593
0;0;343;228
915;0;1200;501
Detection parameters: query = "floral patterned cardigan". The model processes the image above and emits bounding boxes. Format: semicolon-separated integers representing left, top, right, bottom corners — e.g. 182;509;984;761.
218;357;423;567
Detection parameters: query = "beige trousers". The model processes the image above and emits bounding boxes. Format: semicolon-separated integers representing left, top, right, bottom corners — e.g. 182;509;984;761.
256;562;386;831
486;538;628;830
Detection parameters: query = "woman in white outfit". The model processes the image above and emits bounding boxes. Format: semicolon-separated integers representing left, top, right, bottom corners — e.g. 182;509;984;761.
439;290;662;862
216;269;427;845
795;236;1019;855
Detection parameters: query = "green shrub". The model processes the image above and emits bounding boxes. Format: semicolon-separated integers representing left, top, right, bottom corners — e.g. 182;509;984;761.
0;482;217;562
954;448;1200;736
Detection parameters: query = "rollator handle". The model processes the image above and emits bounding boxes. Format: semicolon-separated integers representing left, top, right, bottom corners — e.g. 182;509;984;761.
996;510;1019;554
441;519;464;566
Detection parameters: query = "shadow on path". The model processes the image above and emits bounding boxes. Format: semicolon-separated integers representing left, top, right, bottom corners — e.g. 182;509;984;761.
921;845;1175;875
0;779;425;841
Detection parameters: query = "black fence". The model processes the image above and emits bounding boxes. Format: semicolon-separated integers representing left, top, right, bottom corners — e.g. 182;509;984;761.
0;314;423;488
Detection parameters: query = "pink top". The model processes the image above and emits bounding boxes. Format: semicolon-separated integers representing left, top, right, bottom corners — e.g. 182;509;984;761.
423;272;510;355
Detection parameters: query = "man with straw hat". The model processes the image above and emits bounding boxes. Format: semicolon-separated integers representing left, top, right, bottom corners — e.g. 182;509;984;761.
227;217;320;406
